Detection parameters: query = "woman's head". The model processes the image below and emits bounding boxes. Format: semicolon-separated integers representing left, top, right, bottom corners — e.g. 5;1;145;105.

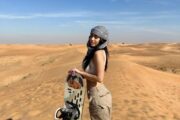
90;26;109;41
88;26;109;49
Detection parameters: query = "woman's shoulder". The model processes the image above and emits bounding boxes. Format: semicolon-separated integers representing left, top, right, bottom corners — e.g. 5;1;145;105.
94;49;105;56
94;50;106;61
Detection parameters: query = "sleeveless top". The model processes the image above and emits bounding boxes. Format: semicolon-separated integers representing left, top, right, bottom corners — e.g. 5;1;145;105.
85;50;106;89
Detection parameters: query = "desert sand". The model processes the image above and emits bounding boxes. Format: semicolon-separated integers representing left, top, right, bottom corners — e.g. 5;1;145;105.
0;43;180;120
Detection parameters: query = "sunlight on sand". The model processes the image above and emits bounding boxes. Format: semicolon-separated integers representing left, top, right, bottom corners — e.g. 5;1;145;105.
0;43;180;120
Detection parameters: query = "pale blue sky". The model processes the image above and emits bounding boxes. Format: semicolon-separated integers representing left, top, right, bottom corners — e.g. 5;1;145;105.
0;0;180;43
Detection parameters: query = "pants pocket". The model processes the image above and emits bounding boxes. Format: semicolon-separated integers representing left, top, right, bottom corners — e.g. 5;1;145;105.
89;89;112;120
97;85;110;97
97;87;112;108
89;104;111;120
89;95;100;107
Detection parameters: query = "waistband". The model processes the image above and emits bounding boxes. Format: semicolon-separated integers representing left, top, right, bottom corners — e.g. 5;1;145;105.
87;84;110;98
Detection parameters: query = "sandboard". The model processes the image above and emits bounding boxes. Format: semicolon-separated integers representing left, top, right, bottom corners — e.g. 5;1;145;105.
55;72;86;120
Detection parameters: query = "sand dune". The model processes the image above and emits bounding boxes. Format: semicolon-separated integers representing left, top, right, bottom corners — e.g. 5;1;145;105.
0;43;180;120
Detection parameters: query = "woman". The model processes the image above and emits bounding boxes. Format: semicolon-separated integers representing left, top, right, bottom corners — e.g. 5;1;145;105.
69;26;112;120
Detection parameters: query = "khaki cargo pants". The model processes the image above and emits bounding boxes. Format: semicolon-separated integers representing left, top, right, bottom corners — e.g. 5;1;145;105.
88;84;112;120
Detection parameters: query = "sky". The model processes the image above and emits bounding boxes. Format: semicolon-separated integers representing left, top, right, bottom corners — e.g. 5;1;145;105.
0;0;180;44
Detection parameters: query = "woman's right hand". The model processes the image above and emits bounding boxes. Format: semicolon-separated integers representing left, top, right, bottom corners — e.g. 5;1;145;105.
68;68;82;74
68;69;76;76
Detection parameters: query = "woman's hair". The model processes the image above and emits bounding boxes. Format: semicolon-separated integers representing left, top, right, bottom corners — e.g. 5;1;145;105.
82;38;109;71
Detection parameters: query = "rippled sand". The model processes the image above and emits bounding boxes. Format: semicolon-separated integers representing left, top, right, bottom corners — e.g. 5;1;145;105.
0;43;180;120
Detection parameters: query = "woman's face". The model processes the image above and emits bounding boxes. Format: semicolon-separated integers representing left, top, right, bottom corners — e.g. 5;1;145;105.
89;33;101;47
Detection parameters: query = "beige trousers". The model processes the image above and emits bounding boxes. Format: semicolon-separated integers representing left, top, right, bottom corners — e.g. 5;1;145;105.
88;84;112;120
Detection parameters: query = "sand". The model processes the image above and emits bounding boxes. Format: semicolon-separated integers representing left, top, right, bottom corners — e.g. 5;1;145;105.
0;43;180;120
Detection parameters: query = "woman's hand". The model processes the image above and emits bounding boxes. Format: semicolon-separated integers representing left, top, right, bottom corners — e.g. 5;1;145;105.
68;68;82;75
